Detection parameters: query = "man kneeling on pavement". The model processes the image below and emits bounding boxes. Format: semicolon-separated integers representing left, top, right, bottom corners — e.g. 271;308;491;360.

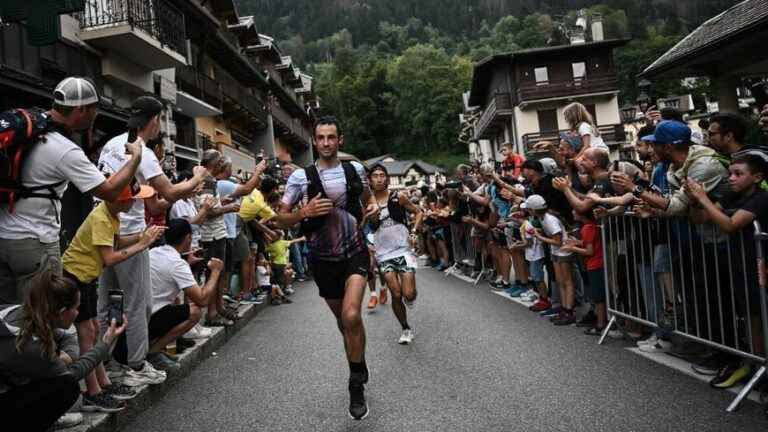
147;219;224;370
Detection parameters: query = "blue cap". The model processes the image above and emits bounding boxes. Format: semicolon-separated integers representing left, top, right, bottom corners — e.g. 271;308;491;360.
559;131;583;152
641;120;691;146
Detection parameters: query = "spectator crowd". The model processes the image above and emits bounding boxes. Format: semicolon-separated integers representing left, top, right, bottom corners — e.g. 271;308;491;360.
2;76;768;430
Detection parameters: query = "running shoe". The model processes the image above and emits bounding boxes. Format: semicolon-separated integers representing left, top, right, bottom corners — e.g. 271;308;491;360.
102;382;137;401
147;352;180;372
520;290;538;302
348;373;369;420
692;354;728;376
710;363;752;389
184;323;213;339
118;361;167;387
239;293;263;305
540;306;561;317
636;335;659;347
367;295;378;309
54;412;83;430
508;288;526;298
638;339;673;353
553;311;576;326
529;299;551;312
82;392;125;413
398;328;415;345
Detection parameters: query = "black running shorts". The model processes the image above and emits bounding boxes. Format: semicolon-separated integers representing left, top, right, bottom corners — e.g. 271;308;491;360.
309;250;370;300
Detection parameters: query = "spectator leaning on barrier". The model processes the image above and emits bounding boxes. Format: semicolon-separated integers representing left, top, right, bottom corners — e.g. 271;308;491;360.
148;219;224;371
97;95;208;375
611;120;731;216
61;181;162;410
0;270;126;431
0;77;143;304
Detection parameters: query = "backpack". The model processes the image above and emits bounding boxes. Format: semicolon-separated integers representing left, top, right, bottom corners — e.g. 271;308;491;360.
369;191;408;232
0;108;63;213
300;161;363;235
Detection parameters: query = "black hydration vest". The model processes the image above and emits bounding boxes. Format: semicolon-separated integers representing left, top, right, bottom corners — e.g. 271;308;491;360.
300;161;363;235
384;192;408;226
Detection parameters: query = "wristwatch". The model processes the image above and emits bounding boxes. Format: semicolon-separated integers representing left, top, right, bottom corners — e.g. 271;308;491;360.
632;184;646;197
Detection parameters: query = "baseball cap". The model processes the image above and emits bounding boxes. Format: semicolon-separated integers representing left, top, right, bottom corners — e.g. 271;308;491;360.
53;77;99;107
115;179;156;202
539;158;558;175
521;194;547;210
127;96;164;128
641;120;692;146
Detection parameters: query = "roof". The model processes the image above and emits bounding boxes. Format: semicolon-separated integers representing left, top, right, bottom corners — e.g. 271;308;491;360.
642;0;768;79
364;154;395;166
368;159;444;176
468;39;629;106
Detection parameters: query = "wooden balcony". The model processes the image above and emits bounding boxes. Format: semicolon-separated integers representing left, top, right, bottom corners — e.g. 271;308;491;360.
272;104;312;149
516;75;618;106
522;123;626;153
474;92;513;140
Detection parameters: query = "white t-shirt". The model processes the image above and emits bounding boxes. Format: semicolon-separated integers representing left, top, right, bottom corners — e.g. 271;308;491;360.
169;198;201;248
541;213;571;257
0;131;105;243
149;245;197;313
256;265;270;287
98;132;163;235
521;220;545;261
577;122;609;153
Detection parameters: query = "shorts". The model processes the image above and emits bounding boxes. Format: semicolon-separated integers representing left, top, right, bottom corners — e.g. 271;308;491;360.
148;304;191;341
378;255;416;274
586;268;606;303
202;238;227;262
272;264;286;288
226;233;250;272
64;271;97;324
552;254;576;263
528;259;545;283
309;250;370;300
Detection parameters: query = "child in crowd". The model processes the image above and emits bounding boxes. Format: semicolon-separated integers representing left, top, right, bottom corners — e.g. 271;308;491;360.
61;182;163;411
265;230;305;296
256;254;291;306
561;209;606;335
511;210;548;308
525;195;577;325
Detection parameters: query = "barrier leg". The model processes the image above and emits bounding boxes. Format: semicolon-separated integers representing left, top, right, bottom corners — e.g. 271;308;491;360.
598;315;617;345
726;364;766;412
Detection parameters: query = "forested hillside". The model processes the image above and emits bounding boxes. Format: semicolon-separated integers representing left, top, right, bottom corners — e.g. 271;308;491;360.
235;0;740;163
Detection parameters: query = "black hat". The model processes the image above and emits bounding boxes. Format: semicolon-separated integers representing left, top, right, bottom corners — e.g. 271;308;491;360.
127;96;164;129
165;218;192;246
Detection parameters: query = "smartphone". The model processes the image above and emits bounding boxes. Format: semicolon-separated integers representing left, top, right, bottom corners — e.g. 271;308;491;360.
107;290;124;326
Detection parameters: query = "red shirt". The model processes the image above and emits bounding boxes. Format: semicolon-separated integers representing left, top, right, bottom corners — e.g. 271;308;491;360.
581;222;603;271
503;153;526;177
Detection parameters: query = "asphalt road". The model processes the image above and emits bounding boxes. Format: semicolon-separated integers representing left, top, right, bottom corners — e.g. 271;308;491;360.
125;267;768;432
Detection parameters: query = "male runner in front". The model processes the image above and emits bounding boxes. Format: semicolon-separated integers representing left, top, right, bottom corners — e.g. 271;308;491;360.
276;116;377;420
368;165;423;344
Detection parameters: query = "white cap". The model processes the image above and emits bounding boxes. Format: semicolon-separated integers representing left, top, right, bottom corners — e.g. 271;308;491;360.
539;157;558;175
521;194;547;210
53;77;99;107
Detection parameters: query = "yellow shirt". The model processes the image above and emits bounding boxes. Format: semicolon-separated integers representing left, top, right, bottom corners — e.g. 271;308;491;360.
266;239;290;265
239;189;276;223
62;202;120;283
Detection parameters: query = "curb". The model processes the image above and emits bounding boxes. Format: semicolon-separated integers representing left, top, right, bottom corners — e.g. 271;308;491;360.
69;301;268;432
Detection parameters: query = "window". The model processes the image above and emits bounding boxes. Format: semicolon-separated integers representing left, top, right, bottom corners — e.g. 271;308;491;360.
537;109;558;133
572;62;586;82
585;104;597;123
534;67;549;85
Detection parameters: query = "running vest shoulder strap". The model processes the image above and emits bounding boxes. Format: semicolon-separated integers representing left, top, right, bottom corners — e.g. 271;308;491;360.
299;162;364;235
341;161;363;221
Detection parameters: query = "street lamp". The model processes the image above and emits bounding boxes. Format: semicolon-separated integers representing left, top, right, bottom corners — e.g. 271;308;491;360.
620;104;638;123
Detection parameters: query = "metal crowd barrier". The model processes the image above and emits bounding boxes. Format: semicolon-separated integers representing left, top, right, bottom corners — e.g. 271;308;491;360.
445;222;489;285
598;213;768;412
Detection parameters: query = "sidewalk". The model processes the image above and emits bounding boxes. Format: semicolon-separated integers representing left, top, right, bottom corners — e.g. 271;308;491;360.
66;301;267;432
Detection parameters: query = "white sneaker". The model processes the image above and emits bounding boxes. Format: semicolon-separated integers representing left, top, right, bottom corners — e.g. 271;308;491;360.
607;329;624;339
398;328;414;345
638;339;673;353
119;361;166;387
520;290;538;302
54;412;83;429
184;323;213;339
637;335;658;347
105;361;126;380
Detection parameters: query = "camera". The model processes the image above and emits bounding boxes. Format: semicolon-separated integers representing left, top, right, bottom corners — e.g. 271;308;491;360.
107;290;124;326
444;181;462;189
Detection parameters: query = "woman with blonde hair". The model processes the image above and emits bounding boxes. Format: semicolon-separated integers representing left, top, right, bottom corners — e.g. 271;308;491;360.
563;102;609;159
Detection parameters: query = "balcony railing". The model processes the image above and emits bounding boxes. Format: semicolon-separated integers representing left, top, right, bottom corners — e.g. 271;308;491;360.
78;0;186;55
474;92;513;140
522;123;625;153
517;75;618;104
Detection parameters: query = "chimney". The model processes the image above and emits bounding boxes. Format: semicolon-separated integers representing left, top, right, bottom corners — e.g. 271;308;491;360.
591;13;604;41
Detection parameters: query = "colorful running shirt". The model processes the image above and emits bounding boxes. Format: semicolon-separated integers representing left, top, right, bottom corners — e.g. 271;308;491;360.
281;161;369;261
